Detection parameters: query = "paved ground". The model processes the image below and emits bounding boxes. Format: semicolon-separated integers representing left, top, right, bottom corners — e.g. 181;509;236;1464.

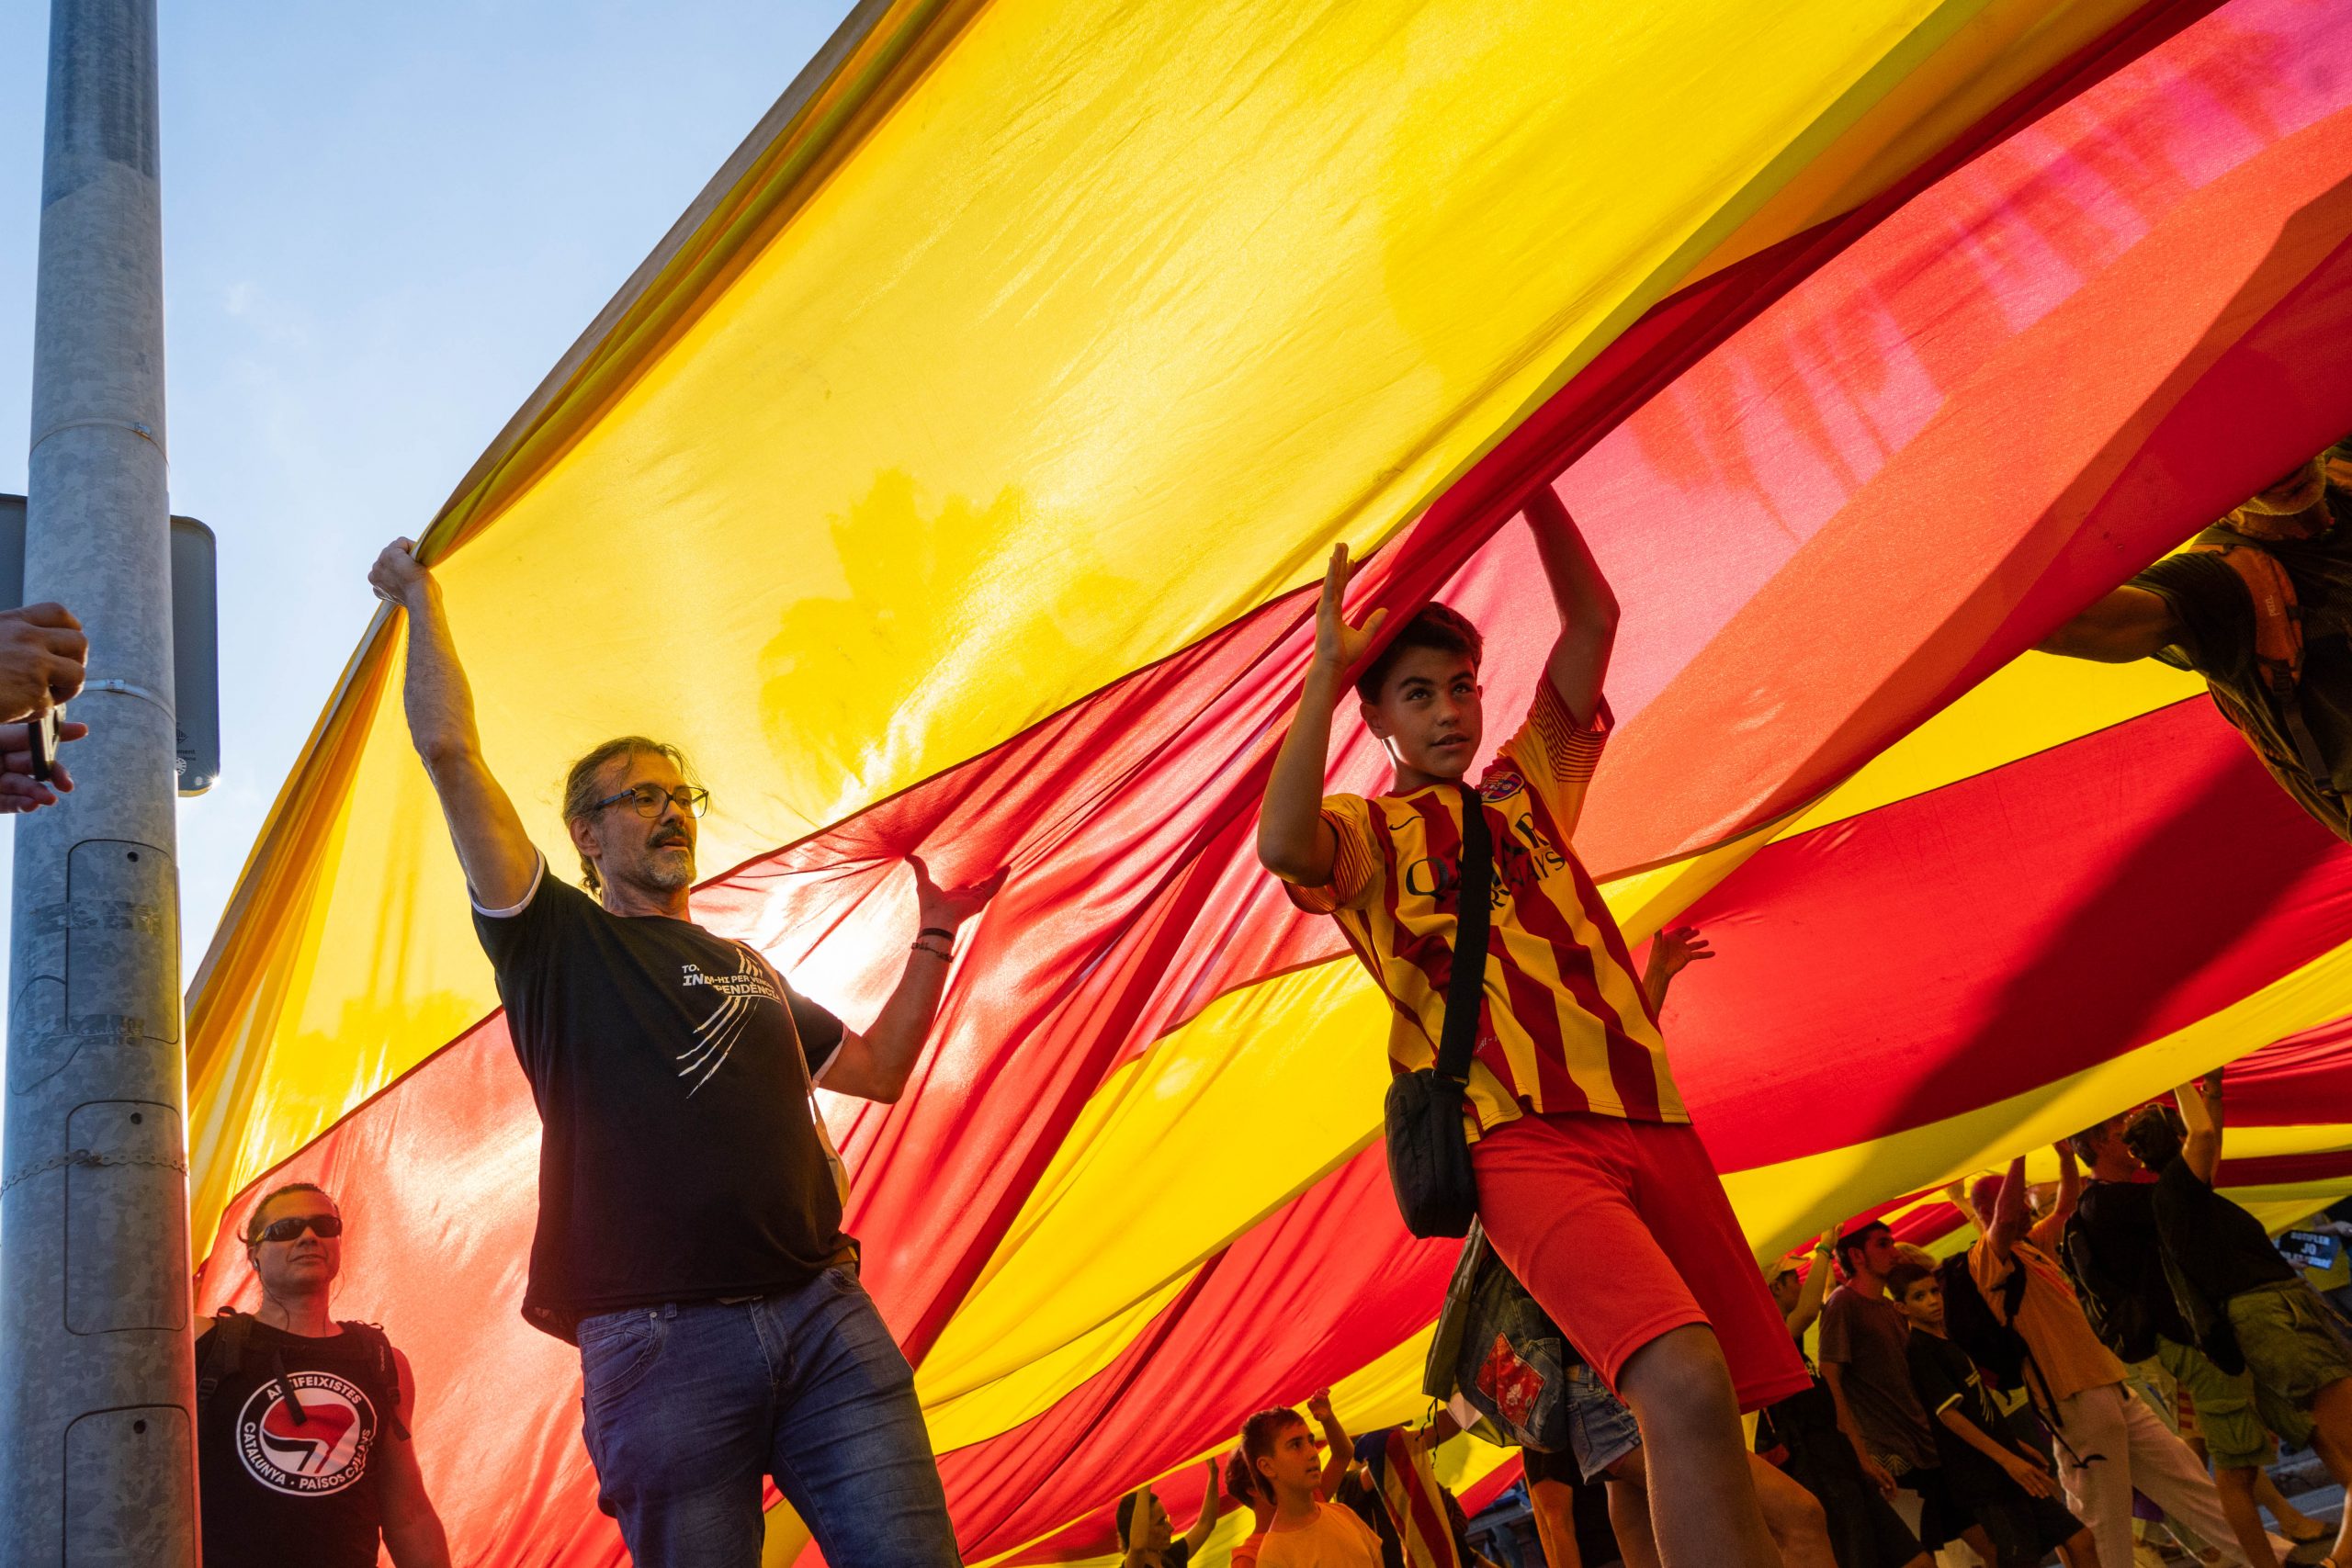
2140;1476;2343;1564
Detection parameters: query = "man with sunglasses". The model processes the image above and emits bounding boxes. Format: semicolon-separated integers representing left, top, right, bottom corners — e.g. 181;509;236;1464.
369;539;1001;1567
197;1182;452;1567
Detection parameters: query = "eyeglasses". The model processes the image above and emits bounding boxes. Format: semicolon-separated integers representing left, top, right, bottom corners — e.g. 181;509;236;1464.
253;1213;343;1244
591;784;711;819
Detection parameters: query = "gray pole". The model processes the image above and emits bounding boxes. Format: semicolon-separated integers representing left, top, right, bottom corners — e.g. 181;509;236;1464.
0;0;196;1563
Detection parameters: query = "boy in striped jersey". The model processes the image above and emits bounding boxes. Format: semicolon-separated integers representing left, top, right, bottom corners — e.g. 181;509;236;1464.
1259;492;1810;1568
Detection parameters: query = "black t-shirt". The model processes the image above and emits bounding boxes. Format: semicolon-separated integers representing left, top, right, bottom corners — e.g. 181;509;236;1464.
2065;1178;2193;1360
475;863;853;1339
2152;1159;2295;1316
1905;1329;2016;1504
197;1315;401;1568
2131;479;2352;839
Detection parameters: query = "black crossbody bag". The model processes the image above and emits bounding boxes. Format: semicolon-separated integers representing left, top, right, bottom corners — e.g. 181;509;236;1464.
1383;782;1494;1239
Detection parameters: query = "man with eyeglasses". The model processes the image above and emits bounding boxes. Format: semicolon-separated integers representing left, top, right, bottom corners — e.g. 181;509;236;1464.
370;537;1001;1566
196;1182;452;1567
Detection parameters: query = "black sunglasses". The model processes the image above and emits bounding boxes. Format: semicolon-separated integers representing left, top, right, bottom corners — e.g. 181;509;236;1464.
253;1213;343;1244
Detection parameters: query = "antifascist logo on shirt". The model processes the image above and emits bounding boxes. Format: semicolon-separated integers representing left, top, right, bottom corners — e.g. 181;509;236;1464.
1400;806;1570;910
675;947;784;1095
235;1372;378;1495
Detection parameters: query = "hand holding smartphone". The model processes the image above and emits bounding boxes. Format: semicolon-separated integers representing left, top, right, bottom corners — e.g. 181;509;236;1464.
27;705;62;784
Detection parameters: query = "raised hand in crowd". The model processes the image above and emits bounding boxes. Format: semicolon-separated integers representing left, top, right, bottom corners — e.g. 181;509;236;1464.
816;854;1008;1103
1773;1225;1838;1337
1258;544;1385;886
1117;1482;1151;1565
1306;1386;1351;1499
911;852;1007;932
1191;1457;1223;1555
1642;924;1713;1010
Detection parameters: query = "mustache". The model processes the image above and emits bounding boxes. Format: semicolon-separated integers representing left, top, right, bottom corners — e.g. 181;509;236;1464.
650;827;692;848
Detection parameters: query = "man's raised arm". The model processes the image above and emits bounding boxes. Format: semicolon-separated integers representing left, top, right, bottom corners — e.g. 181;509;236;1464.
1258;544;1384;886
2036;584;2180;663
1521;489;1618;726
1984;1155;2030;1264
814;855;1004;1104
2176;1072;2225;1185
369;539;538;911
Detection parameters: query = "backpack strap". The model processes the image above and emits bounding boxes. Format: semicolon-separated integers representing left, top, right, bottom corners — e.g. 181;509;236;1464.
2188;536;2329;782
732;941;852;1206
2188;536;2304;695
1998;1256;2028;1318
195;1307;254;1418
1434;784;1496;1086
2324;445;2352;493
338;1320;412;1442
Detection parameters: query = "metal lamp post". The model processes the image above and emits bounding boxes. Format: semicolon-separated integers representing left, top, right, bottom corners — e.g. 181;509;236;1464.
0;0;198;1562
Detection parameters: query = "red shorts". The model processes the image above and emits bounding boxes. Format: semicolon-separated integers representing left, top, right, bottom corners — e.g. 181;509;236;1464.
1471;1110;1810;1412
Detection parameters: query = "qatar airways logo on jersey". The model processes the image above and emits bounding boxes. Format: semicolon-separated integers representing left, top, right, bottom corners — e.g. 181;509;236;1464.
1398;807;1567;907
235;1372;378;1495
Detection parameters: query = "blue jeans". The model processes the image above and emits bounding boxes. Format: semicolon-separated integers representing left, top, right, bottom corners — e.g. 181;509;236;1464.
577;1268;960;1566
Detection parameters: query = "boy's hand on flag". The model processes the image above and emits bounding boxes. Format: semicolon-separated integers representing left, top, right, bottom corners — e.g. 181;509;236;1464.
1646;925;1713;983
1313;544;1387;674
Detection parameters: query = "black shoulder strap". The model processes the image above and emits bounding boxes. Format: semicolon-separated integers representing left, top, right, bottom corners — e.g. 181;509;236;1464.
196;1308;254;1416
1435;783;1495;1085
339;1320;413;1442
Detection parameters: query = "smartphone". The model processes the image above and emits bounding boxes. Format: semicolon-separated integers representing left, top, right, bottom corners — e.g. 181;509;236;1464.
28;705;61;784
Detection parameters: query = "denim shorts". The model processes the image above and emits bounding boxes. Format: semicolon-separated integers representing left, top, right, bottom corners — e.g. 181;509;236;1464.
1564;1361;1643;1481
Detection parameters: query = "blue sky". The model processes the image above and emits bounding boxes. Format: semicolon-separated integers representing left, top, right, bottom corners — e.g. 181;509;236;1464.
0;0;854;1003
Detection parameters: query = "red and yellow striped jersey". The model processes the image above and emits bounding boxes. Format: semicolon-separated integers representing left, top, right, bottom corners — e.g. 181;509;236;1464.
1369;1427;1463;1568
1285;680;1685;1129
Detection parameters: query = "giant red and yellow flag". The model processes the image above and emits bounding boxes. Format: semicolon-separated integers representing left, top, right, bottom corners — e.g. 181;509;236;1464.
189;1;2352;1562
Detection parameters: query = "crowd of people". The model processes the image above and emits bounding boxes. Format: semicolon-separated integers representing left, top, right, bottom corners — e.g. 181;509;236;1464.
147;435;2352;1567
1191;1093;2352;1568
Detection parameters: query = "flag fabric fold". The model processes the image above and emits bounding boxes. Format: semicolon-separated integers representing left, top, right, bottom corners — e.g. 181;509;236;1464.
188;2;2352;1561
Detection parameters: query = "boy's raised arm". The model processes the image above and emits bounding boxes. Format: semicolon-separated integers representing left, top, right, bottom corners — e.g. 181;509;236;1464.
1306;1387;1351;1498
369;538;539;912
1183;1457;1221;1554
1259;545;1385;886
1522;489;1619;727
